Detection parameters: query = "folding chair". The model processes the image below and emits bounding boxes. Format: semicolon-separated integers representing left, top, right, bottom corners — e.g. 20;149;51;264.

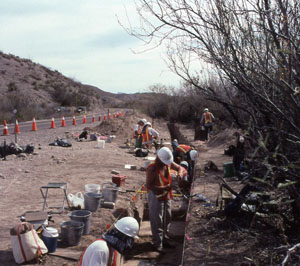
40;182;70;213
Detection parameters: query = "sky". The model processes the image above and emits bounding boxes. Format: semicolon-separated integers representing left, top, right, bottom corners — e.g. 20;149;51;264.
0;0;181;94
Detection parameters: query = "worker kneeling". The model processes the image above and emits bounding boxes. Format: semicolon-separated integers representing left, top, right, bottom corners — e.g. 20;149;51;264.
79;216;139;266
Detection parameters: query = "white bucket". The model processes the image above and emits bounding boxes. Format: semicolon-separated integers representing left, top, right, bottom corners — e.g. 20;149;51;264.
42;227;59;238
95;138;105;149
85;184;100;194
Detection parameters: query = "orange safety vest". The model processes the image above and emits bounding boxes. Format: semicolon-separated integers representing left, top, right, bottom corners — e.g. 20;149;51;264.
204;112;213;124
142;126;152;145
176;144;192;154
146;162;173;201
78;239;118;266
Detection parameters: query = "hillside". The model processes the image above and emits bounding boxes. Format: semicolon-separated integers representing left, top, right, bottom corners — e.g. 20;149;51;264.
0;51;154;122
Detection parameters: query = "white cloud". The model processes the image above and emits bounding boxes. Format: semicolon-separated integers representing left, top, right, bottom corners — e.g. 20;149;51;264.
0;0;180;93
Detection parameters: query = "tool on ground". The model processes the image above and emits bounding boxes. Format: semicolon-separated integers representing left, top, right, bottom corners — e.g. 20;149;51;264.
120;189;182;197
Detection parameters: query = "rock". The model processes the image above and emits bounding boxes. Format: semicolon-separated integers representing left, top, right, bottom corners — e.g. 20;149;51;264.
111;170;120;175
0;174;5;179
25;170;30;173
17;153;27;158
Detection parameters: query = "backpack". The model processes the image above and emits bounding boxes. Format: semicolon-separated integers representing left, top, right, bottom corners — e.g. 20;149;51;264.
135;148;149;157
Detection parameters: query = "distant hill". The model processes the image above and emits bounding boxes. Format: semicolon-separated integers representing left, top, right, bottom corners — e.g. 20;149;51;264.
0;51;154;121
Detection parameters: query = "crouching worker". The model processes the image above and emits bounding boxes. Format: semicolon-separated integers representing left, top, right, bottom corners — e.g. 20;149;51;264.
79;217;139;266
146;147;184;252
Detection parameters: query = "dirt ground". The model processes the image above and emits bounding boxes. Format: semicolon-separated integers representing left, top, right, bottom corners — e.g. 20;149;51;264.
0;112;188;266
0;112;284;266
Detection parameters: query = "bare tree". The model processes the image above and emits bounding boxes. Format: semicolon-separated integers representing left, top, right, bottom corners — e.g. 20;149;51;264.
124;0;300;245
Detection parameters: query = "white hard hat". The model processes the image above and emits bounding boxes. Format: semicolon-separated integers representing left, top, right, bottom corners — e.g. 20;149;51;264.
180;161;189;168
204;108;209;112
115;217;139;238
138;119;147;125
189;150;198;161
157;147;173;165
146;122;152;126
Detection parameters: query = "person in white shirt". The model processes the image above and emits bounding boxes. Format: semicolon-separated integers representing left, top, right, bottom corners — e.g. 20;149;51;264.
79;217;139;266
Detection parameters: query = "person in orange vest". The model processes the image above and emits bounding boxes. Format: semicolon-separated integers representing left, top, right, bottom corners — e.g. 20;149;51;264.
79;217;139;266
200;108;215;141
170;161;190;193
142;122;159;150
146;147;184;252
173;141;198;179
133;119;146;149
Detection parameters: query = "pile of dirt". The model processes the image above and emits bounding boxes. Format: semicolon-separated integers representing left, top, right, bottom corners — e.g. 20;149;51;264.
90;113;164;142
207;127;241;148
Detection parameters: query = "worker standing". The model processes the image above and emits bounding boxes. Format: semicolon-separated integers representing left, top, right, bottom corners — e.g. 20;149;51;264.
79;217;139;266
134;119;147;149
146;147;184;252
200;108;215;141
142;122;159;150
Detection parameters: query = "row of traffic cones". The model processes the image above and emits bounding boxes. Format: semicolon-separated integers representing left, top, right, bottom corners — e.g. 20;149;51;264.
2;118;37;135
2;112;124;135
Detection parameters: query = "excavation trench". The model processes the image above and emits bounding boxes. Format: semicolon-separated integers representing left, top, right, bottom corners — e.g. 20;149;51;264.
123;123;195;266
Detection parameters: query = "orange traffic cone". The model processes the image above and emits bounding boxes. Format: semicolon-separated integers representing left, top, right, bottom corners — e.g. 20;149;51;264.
32;118;38;131
92;115;95;123
72;116;77;126
103;115;106;121
50;118;55;129
3;122;9;135
14;120;20;134
98;115;101;121
83;115;87;124
61;116;66;127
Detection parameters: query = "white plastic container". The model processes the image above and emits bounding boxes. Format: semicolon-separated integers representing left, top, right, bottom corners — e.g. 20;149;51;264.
95;138;105;149
42;227;59;238
85;184;100;194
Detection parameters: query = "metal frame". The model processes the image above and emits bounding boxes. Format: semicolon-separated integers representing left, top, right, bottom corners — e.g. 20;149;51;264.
40;182;70;213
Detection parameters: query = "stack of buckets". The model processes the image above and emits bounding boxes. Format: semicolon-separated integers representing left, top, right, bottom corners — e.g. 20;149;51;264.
84;184;103;212
60;184;102;246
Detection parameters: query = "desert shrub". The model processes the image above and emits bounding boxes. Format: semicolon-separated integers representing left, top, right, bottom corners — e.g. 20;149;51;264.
0;93;39;122
7;82;18;92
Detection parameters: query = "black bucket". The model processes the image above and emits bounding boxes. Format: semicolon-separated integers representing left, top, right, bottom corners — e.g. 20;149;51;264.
61;220;84;246
84;193;103;212
69;210;92;235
